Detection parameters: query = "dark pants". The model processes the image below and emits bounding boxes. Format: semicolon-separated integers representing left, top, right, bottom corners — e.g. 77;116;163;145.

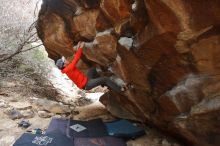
84;68;121;92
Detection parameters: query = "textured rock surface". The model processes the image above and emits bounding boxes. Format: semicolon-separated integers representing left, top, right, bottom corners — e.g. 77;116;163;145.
37;0;220;145
32;98;71;114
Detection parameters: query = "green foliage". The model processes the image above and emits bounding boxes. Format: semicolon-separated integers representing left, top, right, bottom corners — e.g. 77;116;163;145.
18;64;34;73
33;48;47;61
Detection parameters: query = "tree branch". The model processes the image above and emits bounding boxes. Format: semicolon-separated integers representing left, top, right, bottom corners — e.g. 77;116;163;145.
0;43;43;63
21;44;43;53
0;28;41;63
0;44;25;63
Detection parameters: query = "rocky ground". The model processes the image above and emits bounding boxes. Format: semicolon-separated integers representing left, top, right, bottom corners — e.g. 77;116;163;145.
0;50;183;146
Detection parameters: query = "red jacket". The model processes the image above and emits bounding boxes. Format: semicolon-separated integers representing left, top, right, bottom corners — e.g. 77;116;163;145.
62;48;88;89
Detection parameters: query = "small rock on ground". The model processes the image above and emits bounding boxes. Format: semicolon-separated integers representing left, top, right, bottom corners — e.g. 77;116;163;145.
9;101;32;110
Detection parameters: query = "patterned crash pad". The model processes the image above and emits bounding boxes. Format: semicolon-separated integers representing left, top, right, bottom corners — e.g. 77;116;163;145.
46;118;108;138
13;133;73;146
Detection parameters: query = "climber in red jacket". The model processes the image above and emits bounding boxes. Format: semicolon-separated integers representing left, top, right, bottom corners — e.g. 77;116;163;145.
56;42;123;92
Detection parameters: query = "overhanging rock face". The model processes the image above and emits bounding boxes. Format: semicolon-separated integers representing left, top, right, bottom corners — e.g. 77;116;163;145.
37;0;220;145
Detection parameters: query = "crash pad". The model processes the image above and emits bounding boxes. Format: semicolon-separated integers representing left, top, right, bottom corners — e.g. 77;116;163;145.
105;119;145;139
13;133;73;146
46;118;108;138
67;118;108;138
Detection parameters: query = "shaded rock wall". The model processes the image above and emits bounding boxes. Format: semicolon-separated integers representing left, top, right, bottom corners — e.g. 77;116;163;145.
37;0;220;145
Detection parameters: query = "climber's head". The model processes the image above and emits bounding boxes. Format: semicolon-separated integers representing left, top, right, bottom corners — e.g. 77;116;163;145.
56;56;70;70
56;57;64;70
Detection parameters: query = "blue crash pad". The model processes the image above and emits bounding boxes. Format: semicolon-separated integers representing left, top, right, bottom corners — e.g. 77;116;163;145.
105;119;145;139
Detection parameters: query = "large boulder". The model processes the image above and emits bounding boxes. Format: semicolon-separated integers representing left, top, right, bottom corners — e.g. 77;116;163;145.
37;0;220;145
